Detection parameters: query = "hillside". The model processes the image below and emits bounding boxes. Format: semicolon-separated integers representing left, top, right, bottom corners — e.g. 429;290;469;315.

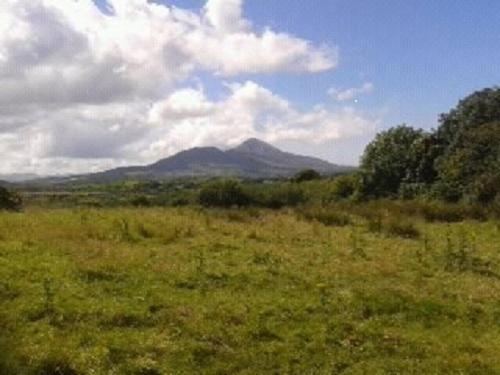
33;139;352;185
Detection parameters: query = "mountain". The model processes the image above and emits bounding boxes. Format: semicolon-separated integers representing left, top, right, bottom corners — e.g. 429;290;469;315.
26;139;353;185
228;138;338;174
0;173;40;183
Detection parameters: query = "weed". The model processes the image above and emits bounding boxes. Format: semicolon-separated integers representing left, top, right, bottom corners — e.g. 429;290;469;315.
195;248;206;275
35;357;79;375
443;230;497;277
366;213;383;234
1;206;500;374
137;223;154;239
298;206;351;227
247;229;259;240
42;278;55;316
385;218;420;239
114;218;136;242
349;229;367;258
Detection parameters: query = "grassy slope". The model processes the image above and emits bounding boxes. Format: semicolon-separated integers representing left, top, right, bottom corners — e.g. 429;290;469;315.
1;207;500;374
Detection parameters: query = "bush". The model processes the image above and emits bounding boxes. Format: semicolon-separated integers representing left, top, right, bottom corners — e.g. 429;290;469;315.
398;183;429;200
199;180;252;208
130;195;151;207
292;169;321;183
468;173;500;204
298;206;351;227
328;174;359;201
418;202;486;223
0;186;21;211
258;183;307;209
385;219;420;239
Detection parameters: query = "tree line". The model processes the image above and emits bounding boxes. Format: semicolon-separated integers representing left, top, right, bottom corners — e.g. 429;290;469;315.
354;86;500;203
1;86;499;210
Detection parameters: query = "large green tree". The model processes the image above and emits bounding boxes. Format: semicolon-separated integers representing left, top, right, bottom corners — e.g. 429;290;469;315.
434;87;500;202
357;87;500;202
358;125;437;198
435;121;500;202
437;87;500;148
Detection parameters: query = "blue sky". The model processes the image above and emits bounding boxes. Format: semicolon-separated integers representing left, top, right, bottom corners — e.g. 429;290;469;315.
1;0;499;174
95;0;500;130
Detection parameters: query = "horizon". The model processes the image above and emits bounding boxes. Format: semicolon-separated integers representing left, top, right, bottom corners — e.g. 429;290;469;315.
1;0;499;175
0;137;352;180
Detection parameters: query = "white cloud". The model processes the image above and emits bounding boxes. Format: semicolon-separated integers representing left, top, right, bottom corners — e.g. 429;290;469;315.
205;0;250;33
0;80;377;175
0;0;373;175
329;82;374;102
142;81;377;162
0;0;336;107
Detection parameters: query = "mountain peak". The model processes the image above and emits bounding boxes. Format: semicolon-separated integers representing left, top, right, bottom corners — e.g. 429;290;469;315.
232;138;281;155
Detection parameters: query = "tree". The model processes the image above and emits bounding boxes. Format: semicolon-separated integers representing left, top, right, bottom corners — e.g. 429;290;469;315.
436;87;500;148
433;87;500;202
435;121;500;202
292;169;321;183
199;179;252;208
358;125;436;198
0;186;21;211
258;183;306;209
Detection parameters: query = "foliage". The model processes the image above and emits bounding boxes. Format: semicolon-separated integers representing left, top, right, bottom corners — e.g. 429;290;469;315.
292;169;321;183
256;183;307;209
199;179;252;208
384;218;420;239
435;121;500;202
297;206;351;226
0;186;21;211
436;86;500;148
357;87;500;203
398;182;429;200
327;174;360;201
130;195;152;207
358;125;437;198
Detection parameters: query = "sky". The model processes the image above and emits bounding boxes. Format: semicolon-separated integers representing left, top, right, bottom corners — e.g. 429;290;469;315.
1;0;499;175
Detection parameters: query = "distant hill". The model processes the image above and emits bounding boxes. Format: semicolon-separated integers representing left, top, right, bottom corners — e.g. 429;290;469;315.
23;139;354;185
0;174;40;183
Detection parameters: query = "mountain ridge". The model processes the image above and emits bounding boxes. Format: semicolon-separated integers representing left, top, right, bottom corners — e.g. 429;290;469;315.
15;139;354;185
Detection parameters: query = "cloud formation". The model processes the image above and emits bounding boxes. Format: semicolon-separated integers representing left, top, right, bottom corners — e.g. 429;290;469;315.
329;82;375;102
144;81;376;161
0;0;374;175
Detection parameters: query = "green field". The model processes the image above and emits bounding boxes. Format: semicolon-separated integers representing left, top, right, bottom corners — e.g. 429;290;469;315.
1;206;500;374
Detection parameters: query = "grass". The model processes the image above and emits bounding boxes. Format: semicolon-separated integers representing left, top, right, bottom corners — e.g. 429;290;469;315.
1;206;500;373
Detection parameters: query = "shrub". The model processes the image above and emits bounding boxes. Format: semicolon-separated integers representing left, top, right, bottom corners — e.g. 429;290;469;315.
468;173;500;204
366;214;384;234
292;169;321;183
365;212;420;239
429;181;463;203
298;206;351;227
328;174;359;201
419;202;477;223
258;183;306;209
0;186;21;211
199;180;252;208
385;219;420;239
130;195;151;207
398;183;429;200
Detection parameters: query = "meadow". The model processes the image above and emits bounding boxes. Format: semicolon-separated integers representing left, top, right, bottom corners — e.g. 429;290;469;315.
1;202;500;374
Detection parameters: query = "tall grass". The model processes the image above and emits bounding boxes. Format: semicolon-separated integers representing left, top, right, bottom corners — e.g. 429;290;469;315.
0;206;499;373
